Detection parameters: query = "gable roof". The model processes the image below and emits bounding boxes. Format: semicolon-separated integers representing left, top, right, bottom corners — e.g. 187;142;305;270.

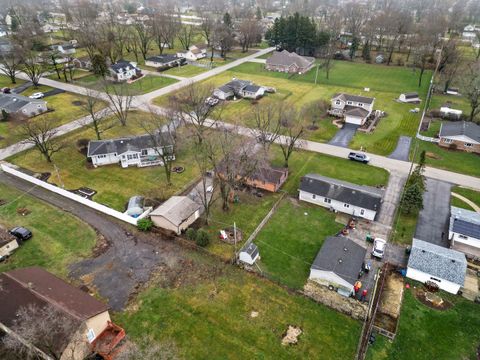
0;93;46;112
87;134;172;157
311;236;366;286
2;267;109;321
344;106;369;118
150;196;200;226
241;242;259;258
402;92;419;99
299;174;384;212
146;54;183;64
450;206;480;239
215;79;252;95
332;93;375;104
110;60;137;73
266;50;315;69
439;121;480;143
408;238;467;286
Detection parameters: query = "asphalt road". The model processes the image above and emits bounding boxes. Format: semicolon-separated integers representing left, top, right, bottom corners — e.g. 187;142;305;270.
328;123;358;147
388;136;412;162
414;178;452;247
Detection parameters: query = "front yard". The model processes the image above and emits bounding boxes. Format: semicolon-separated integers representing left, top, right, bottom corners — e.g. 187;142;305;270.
0;183;96;277
161;64;209;77
451;186;480;211
115;254;361;360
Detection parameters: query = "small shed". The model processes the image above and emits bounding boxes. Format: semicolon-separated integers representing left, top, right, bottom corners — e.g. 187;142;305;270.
446;87;459;95
375;54;384;64
440;106;462;119
399;92;421;103
0;229;19;259
126;196;144;218
150;196;201;235
239;242;260;265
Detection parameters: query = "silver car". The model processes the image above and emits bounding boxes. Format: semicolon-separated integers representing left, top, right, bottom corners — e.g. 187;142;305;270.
372;238;386;259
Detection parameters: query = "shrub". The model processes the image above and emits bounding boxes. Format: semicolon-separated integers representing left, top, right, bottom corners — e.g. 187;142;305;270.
186;228;196;240
195;229;210;247
1;109;9;122
137;218;153;231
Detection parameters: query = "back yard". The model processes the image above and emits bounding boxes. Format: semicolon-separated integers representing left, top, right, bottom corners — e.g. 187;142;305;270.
116;253;361;360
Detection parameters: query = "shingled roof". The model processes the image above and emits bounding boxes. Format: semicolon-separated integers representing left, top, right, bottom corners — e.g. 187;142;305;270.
266;50;315;69
332;93;375;104
299;174;384;212
146;54;183;64
450;206;480;239
439;121;480;143
87;133;172;157
150;196;200;226
408;238;467;286
0;93;46;113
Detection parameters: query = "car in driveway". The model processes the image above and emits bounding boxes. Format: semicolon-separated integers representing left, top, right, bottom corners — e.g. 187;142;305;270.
29;92;45;99
372;238;386;259
348;152;370;163
9;227;32;242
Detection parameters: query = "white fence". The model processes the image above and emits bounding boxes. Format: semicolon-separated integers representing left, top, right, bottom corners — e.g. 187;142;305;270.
416;134;440;143
1;163;151;226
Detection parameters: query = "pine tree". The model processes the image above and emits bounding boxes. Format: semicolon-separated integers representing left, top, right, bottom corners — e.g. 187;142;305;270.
256;7;262;20
401;181;424;214
223;12;232;28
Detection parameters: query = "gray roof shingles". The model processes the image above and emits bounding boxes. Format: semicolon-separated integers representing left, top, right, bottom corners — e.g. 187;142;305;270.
266;50;315;69
439;121;480;142
450;206;480;239
87;134;171;157
0;93;45;112
333;93;375;105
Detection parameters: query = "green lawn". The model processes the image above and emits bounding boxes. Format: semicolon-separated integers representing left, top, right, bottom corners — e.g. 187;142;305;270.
366;289;480;360
0;75;25;89
0;183;96;277
116;255;361;360
162;64;209;77
429;93;473;116
391;210;418;245
419;119;441;138
8;112;201;211
255;199;343;288
451;186;480;211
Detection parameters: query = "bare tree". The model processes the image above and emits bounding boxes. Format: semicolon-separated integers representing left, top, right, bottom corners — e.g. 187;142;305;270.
81;89;114;140
461;60;480;122
438;39;464;93
0;49;23;84
134;22;153;60
22;54;47;87
199;13;214;47
301;100;329;129
104;82;134;126
178;25;196;51
237;18;263;52
251;103;282;155
193;140;218;224
278;109;305;168
319;11;342;79
19;117;65;163
2;304;79;360
115;337;179;360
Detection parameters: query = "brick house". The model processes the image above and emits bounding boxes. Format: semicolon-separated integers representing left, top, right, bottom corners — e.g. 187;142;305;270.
438;121;480;154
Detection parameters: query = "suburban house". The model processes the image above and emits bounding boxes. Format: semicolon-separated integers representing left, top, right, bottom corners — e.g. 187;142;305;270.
0;38;12;54
298;174;384;221
150;196;201;235
398;92;421;103
176;43;207;61
329;93;375;126
213;79;266;100
0;229;19;259
0;93;48;118
0;267;117;359
87;134;174;168
406;238;467;294
440;106;463;120
72;56;92;70
239;242;260;265
51;43;76;55
145;54;186;70
438;121;480;153
449;206;480;257
107;60;141;82
309;236;367;297
265;50;315;74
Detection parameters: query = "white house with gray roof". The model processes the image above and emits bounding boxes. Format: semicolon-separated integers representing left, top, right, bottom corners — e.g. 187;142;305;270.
107;60;141;82
87;134;174;168
150;196;201;235
330;93;375;126
449;206;480;255
0;93;48;118
298;174;384;221
406;238;467;294
213;79;265;100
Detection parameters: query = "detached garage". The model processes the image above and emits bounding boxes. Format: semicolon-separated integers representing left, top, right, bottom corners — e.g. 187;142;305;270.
150;196;201;235
406;238;467;294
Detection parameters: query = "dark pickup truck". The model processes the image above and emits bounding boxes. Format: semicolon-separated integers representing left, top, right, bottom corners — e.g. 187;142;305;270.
348;152;370;163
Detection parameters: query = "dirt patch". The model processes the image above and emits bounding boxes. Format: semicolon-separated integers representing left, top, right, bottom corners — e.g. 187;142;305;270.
0;199;7;206
72;100;85;106
426;152;441;160
378;272;404;318
288;197;301;207
307;125;319;131
250;310;259;318
92;233;110;257
282;325;302;346
16;207;31;216
414;288;453;311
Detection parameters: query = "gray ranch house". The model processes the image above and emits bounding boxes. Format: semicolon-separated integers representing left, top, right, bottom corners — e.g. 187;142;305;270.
299;174;384;221
0;93;48;118
87;134;174;168
213;79;266;100
265;50;315;74
329;93;375;126
145;54;186;70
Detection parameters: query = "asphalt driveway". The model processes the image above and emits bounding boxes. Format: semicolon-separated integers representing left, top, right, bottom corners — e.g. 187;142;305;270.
388;136;412;162
328;123;358;147
414;178;452;247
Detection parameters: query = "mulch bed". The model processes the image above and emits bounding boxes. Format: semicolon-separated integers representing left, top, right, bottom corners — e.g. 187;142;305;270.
414;288;453;311
72;100;86;106
16;207;31;216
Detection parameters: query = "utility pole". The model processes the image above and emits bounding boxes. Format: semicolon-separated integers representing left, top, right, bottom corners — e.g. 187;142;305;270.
233;221;237;264
314;63;319;85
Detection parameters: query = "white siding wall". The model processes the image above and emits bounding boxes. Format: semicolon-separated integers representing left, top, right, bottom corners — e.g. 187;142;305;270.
345;114;365;125
309;269;354;296
450;231;480;249
406;267;461;294
0;239;19;257
299;190;377;221
92;153;119;167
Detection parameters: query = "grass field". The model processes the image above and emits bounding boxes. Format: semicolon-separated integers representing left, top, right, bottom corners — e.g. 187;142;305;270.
451;186;480;211
429;93;473;115
116;254;361;360
8;112;201;211
0;183;96;277
391;210;418;245
162;64;209;77
255;199;343;288
0;75;25;89
366;289;480;360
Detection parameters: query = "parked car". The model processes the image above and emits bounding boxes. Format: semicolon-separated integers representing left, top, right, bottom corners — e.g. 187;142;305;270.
29;92;44;99
372;238;386;259
1;87;11;94
9;227;32;241
348;152;370;163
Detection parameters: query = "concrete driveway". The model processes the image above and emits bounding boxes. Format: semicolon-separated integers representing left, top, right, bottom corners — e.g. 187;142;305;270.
414;178;452;247
43;88;66;97
388;136;412;162
328;123;358;147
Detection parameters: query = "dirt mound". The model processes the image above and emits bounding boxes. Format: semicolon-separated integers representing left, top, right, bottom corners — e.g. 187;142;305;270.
414;289;453;310
282;325;302;346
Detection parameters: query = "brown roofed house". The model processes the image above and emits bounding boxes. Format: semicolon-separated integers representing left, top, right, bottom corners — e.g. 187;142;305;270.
265;50;315;74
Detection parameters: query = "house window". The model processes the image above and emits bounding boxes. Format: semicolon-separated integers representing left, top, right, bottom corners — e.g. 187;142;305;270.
443;138;453;144
347;101;353;105
459;234;468;240
312;194;316;199
37;105;42;108
141;149;148;156
97;154;106;159
344;203;350;208
360;209;365;215
430;277;442;283
358;103;363;107
324;198;331;204
464;143;473;147
335;100;341;105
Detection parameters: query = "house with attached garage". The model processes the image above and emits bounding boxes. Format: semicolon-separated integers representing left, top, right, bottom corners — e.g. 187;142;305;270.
176;43;207;61
398;92;421;103
406;238;467;294
329;93;375;126
0;93;48;118
87;134;174;168
298;174;384;221
213;79;266;100
107;60;142;82
449;206;480;257
145;54;186;70
438;121;480;154
265;50;315;74
309;236;367;297
150;196;201;235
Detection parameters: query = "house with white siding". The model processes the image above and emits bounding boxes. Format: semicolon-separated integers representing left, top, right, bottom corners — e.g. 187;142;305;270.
329;93;375;126
150;196;201;235
406;238;467;294
0;93;48;118
449;206;480;257
107;60;141;82
298;174;384;221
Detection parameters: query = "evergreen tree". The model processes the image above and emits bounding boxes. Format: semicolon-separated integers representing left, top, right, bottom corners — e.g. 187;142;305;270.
349;37;359;60
362;41;371;61
401;181;424;214
92;54;108;77
223;12;232;29
256;7;262;20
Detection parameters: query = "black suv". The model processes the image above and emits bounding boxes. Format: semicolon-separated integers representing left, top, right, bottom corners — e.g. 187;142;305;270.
9;227;32;241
